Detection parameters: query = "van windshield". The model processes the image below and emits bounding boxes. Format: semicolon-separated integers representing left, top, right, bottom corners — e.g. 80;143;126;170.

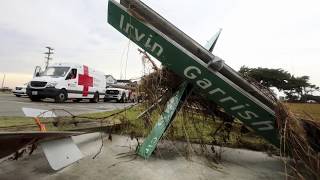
41;67;70;77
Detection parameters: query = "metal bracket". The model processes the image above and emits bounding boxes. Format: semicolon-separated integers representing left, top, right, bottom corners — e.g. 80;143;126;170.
207;56;224;71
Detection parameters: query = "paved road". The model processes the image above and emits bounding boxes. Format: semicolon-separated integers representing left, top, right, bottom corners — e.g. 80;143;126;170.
0;134;284;180
0;93;133;116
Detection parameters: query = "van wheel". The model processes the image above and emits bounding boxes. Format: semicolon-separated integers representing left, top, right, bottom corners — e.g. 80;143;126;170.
55;90;67;103
90;92;99;103
30;96;41;102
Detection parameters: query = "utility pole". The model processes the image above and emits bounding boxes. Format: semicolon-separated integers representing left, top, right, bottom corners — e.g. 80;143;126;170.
1;74;5;89
44;46;54;70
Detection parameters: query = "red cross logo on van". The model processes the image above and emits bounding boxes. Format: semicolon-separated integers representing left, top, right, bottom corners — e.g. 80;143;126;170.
78;65;93;96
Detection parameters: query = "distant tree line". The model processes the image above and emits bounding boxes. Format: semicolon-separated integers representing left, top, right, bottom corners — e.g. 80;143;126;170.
239;66;320;102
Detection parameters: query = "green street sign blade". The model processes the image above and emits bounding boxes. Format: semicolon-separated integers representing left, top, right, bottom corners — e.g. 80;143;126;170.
137;82;192;159
107;0;279;147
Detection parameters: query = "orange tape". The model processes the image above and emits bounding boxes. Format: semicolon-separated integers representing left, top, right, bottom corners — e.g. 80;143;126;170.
34;117;46;132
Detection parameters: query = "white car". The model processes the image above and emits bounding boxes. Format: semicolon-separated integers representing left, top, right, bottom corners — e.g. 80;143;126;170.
13;83;28;97
104;87;130;102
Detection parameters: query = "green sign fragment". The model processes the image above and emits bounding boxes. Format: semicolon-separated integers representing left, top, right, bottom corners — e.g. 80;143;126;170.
137;82;192;158
107;0;279;147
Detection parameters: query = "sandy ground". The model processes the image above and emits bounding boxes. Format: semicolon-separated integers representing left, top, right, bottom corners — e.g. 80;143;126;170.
0;133;284;180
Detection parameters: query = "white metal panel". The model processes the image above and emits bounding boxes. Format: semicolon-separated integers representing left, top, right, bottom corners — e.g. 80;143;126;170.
41;137;83;170
22;107;56;117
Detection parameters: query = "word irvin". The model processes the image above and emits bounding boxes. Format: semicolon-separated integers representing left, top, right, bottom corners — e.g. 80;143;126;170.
119;14;163;57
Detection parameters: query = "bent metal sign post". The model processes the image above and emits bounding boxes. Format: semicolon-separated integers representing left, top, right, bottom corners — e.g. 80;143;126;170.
136;82;192;158
107;0;279;147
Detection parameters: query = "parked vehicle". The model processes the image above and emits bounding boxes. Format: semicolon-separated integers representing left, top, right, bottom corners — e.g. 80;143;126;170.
104;87;130;102
26;63;106;103
306;100;317;104
12;83;28;97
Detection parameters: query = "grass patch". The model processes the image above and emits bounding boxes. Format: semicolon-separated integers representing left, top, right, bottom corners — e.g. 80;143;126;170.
0;103;295;152
286;103;320;120
0;116;66;131
114;106;275;152
0;106;141;131
0;116;34;127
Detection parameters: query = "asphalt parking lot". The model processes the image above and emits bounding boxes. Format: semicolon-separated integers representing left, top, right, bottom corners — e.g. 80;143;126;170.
0;93;133;116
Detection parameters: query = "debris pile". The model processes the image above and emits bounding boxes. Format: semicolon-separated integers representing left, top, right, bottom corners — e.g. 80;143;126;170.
137;67;270;151
138;65;320;179
276;103;320;179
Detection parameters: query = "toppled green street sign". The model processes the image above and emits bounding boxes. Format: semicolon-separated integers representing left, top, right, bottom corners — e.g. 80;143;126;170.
107;0;279;147
137;82;192;158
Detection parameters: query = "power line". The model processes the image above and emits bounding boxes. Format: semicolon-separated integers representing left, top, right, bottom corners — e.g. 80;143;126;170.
1;74;5;88
44;46;54;70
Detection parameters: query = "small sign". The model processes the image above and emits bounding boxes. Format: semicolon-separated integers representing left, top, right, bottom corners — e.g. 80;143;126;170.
22;107;56;118
41;137;83;170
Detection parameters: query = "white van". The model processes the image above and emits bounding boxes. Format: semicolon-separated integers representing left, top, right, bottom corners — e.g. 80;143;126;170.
26;63;106;103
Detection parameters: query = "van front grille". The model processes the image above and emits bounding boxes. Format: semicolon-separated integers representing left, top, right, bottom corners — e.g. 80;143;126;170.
106;90;119;95
30;81;47;87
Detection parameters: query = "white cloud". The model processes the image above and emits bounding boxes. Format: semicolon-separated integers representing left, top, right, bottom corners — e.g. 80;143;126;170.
0;0;319;89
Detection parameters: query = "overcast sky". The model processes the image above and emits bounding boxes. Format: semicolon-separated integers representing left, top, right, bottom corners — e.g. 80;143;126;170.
1;0;319;89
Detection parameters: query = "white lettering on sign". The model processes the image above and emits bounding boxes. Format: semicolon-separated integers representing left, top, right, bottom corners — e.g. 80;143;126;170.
120;14;163;57
237;111;259;120
230;104;250;111
151;42;163;57
251;121;274;131
135;28;145;41
119;13;124;29
184;66;201;79
117;13;274;132
145;35;153;49
157;119;164;127
144;137;158;155
125;23;134;34
183;65;274;131
219;96;237;103
209;88;226;95
197;78;212;89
